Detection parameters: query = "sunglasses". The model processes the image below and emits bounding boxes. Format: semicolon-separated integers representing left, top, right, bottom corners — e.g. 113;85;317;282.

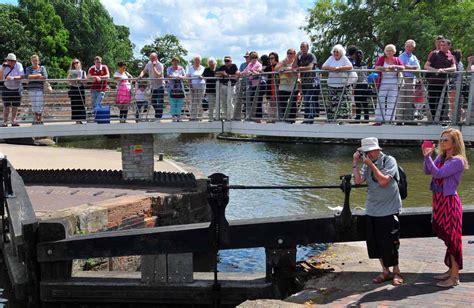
224;59;231;62
440;137;452;143
73;62;79;64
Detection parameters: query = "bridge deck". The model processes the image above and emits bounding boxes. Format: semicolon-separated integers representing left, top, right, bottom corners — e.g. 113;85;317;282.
0;120;472;141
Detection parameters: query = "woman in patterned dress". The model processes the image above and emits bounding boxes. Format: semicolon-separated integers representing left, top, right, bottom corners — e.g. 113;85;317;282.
422;128;469;287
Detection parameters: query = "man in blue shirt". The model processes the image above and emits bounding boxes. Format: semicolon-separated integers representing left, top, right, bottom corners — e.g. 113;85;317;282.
398;40;421;123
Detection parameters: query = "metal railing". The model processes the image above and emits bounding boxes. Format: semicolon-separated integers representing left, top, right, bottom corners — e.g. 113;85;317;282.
0;70;473;126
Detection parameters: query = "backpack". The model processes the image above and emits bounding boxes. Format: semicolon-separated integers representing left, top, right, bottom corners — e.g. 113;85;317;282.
383;155;408;200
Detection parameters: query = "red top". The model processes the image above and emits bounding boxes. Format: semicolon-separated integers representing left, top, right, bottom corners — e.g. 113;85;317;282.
374;56;404;88
88;65;109;91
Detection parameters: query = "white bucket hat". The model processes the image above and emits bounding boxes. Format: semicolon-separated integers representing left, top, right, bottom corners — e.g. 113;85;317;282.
357;137;382;152
5;53;17;61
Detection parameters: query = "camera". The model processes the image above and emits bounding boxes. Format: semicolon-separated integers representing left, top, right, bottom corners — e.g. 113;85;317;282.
358;150;366;158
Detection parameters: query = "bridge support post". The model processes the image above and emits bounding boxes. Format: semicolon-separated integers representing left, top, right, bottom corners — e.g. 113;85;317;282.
120;134;154;181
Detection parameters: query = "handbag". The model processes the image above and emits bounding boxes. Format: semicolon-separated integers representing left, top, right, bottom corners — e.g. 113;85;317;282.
44;81;53;94
170;81;185;99
346;71;358;85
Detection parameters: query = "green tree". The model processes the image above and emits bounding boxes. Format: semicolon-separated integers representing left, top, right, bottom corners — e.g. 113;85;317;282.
0;4;34;63
18;0;70;77
50;0;134;73
304;0;474;66
141;34;188;69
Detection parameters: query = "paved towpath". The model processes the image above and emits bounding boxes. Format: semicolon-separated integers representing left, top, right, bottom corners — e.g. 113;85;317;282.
240;236;474;307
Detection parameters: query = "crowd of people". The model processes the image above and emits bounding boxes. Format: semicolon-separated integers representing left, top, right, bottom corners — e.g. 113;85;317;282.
1;35;474;126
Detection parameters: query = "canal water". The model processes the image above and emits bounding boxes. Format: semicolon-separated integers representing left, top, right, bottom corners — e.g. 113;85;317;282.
55;134;474;272
2;134;473;307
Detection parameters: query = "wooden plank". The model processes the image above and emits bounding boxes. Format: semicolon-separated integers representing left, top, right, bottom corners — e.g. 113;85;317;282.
2;240;27;300
38;221;72;280
36;205;474;263
141;254;166;284
167;253;193;283
22;221;40;308
40;277;272;304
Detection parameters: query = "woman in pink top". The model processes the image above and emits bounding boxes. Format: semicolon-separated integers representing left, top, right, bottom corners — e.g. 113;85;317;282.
242;51;263;121
374;44;404;125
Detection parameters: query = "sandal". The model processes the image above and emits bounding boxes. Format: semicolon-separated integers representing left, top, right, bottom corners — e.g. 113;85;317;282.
11;123;20;127
1;123;7;127
392;273;404;286
436;276;459;288
372;272;393;284
433;271;450;280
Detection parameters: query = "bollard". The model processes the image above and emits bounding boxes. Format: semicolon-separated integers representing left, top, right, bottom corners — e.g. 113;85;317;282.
157;153;164;161
337;174;353;229
207;173;230;308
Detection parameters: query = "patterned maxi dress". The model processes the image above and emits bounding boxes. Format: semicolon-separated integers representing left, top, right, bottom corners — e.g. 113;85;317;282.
431;161;463;269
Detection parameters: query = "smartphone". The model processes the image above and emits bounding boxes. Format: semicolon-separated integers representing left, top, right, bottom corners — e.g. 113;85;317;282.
422;140;434;148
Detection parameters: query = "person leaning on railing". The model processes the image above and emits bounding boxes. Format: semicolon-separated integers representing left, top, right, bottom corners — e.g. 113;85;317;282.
202;57;217;122
267;52;279;122
293;42;319;124
186;55;205;121
138;53;165;120
25;54;48;125
352;50;370;123
448;50;464;121
374;44;405;125
88;56;110;110
216;56;239;121
1;53;23;127
398;39;421;124
241;51;263;121
424;39;456;123
167;57;186;122
67;58;87;124
275;49;297;123
468;56;474;72
322;44;353;121
113;62;133;123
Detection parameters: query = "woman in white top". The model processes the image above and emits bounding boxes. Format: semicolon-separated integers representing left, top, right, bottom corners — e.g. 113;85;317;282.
186;55;205;121
322;44;353;120
113;62;133;123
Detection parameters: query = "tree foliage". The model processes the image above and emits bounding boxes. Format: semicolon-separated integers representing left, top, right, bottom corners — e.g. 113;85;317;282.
304;0;474;66
0;4;34;64
18;0;70;77
141;34;188;69
50;0;134;72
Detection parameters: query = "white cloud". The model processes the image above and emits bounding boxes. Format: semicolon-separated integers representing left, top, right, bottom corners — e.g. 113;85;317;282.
101;0;313;65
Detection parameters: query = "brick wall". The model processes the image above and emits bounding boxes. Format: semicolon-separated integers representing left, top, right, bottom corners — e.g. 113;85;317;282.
120;134;155;181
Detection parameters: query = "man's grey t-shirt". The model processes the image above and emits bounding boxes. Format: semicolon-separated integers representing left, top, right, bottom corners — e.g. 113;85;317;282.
143;61;165;89
361;152;402;217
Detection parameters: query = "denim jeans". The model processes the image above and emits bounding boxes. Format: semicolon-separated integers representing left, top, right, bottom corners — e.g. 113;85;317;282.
91;90;105;109
302;87;319;121
151;87;165;118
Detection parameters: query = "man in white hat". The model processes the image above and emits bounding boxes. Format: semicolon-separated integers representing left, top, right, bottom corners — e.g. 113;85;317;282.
1;53;24;127
352;137;403;286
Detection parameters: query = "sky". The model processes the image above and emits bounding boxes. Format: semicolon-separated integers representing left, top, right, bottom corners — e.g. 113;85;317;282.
1;0;314;65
